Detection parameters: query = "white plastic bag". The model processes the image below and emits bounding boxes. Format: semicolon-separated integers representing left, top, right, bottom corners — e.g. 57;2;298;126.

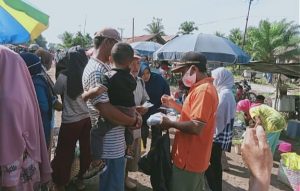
147;112;165;126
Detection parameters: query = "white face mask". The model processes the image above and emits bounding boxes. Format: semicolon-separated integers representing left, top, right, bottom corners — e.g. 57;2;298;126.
182;66;196;87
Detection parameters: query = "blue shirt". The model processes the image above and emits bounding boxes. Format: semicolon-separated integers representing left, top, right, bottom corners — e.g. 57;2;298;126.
32;75;52;147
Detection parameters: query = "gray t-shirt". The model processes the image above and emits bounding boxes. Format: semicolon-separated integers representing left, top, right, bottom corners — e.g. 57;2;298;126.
54;74;90;123
82;57;125;159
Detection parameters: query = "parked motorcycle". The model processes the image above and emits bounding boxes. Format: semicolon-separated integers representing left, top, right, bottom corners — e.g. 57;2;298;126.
235;80;256;102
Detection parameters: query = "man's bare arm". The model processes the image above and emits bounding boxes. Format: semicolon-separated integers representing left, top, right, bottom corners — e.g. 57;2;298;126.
95;102;136;126
160;117;206;135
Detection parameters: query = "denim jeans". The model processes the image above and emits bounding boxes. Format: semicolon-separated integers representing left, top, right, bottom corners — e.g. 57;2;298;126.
99;157;125;191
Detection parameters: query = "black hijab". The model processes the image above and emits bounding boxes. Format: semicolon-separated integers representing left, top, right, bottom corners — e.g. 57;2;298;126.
54;50;68;79
64;46;88;100
20;52;42;76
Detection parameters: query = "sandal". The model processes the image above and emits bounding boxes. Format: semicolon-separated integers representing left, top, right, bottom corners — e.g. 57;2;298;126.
82;160;107;179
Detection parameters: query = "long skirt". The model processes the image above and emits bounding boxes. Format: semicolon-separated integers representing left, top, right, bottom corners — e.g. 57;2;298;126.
0;151;41;191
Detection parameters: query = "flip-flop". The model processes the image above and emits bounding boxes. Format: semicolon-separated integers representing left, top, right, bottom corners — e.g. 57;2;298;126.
82;162;107;179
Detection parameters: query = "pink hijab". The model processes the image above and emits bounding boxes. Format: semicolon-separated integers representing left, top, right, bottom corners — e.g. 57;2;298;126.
0;46;51;182
236;99;251;113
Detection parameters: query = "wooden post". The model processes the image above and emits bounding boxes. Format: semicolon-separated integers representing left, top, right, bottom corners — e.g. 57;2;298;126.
274;74;282;109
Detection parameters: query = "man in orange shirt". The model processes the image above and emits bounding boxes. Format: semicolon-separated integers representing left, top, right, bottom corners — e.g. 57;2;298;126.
160;52;218;191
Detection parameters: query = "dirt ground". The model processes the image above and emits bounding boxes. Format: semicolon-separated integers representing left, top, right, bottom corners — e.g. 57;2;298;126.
48;67;297;191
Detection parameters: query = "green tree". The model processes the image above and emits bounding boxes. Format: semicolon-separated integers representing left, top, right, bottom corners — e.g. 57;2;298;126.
72;32;85;47
228;28;243;47
58;31;93;48
178;21;198;35
215;31;225;38
145;17;165;35
246;19;300;63
58;31;74;48
84;33;93;47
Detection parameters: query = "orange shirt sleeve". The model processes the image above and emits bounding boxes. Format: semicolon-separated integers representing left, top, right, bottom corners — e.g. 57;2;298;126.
189;87;214;123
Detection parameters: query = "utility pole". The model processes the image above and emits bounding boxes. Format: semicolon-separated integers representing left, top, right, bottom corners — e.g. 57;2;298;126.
83;15;87;36
132;18;135;42
242;0;253;49
118;27;124;41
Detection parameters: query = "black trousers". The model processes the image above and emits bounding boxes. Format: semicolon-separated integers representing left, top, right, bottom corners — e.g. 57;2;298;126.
205;142;223;191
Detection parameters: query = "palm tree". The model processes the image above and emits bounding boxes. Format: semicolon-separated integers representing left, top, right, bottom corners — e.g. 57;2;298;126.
58;31;93;48
215;31;225;38
58;31;74;48
145;17;165;35
228;28;243;47
247;19;300;63
178;21;198;35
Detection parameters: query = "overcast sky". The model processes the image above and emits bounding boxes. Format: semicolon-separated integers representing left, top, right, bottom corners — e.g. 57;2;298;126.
29;0;299;43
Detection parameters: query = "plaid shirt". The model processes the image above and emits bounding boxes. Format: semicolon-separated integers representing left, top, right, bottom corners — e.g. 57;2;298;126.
214;118;234;151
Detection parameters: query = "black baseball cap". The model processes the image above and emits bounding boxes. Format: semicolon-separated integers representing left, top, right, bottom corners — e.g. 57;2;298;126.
171;51;207;73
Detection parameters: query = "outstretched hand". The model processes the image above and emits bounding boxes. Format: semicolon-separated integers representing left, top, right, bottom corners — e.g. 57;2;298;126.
160;116;173;131
161;94;175;108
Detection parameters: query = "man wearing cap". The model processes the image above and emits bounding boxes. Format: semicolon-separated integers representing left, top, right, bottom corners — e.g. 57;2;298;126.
82;28;141;191
28;43;40;53
160;52;218;191
124;52;150;189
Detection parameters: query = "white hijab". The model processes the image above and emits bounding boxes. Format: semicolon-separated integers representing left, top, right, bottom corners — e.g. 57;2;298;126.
211;67;236;136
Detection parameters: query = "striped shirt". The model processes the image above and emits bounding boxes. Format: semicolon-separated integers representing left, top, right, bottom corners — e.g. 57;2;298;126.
82;57;125;159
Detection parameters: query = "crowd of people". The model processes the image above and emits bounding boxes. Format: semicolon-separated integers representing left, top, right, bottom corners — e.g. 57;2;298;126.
0;27;285;191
